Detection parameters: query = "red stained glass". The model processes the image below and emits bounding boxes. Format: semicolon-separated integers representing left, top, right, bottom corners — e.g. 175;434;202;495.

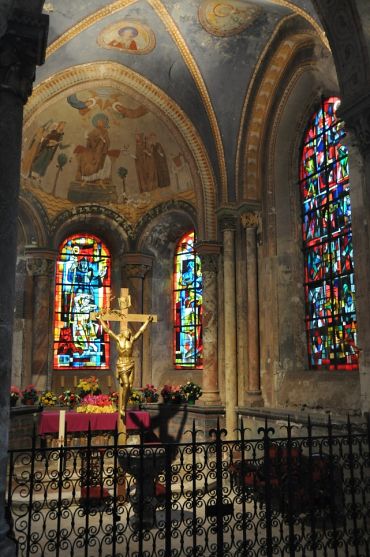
300;98;358;370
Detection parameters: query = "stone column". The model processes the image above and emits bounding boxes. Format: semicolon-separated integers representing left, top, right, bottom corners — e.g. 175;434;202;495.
0;4;49;555
241;213;263;407
25;249;57;391
121;253;153;387
221;216;238;437
196;242;222;405
340;99;370;414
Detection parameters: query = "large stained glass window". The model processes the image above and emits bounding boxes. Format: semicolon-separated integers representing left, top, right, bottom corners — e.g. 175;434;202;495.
174;231;203;368
300;97;358;370
53;234;111;369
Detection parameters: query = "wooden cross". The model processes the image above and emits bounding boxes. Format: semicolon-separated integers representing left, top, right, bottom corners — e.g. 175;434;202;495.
91;288;157;331
90;288;157;441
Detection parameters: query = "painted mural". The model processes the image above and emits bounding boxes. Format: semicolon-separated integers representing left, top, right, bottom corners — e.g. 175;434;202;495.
97;20;156;54
198;0;261;36
21;86;195;219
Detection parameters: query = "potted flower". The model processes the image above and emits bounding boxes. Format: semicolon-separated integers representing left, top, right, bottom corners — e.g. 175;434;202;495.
161;384;185;404
77;394;116;414
109;391;119;407
128;389;143;408
142;384;159;403
21;385;39;406
59;390;80;410
10;385;22;407
76;376;101;399
181;381;202;404
40;390;58;407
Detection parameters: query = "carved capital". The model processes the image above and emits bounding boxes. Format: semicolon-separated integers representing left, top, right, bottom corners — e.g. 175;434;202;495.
241;211;261;229
196;241;221;274
121;252;153;279
122;263;151;279
200;253;219;274
0;6;49;103
25;247;57;277
26;257;55;277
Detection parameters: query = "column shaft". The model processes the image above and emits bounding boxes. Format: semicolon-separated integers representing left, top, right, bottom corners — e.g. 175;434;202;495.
245;226;263;405
223;228;237;436
197;244;221;404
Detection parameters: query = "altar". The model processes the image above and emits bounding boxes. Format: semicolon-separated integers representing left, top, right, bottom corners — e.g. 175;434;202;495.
39;410;151;438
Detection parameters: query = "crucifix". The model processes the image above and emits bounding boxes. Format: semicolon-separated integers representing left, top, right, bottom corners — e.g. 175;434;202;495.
91;288;157;444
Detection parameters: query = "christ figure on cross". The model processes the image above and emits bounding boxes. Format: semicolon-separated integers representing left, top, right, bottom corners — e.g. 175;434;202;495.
92;289;156;429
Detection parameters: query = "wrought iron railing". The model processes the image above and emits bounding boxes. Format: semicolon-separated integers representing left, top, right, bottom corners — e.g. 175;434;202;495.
6;415;370;556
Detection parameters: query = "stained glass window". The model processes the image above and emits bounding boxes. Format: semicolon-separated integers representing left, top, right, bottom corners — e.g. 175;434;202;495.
299;97;358;370
174;231;203;368
53;234;111;369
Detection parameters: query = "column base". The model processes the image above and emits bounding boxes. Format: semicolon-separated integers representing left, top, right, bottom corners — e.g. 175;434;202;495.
244;390;264;408
199;390;221;405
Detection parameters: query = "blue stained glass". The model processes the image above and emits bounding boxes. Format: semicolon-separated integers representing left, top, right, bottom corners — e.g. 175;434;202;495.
300;97;358;370
174;231;203;369
53;234;111;370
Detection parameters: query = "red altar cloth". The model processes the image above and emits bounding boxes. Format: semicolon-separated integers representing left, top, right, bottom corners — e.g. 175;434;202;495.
38;410;150;435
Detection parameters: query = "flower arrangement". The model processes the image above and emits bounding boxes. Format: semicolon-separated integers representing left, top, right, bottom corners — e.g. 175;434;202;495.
40;390;58;407
109;391;119;406
128;390;144;405
161;384;185;404
21;385;38;405
77;394;116;414
59;390;80;409
10;386;22;407
76;376;101;398
180;380;202;403
142;384;159;403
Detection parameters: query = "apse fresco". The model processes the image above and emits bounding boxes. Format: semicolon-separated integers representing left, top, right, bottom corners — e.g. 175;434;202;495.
198;0;261;36
21;86;194;219
97;19;156;54
174;232;203;369
300;97;358;370
53;234;111;370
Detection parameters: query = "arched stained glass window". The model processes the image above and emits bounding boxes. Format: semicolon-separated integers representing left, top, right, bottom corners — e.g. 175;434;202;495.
53;234;111;369
299;97;358;370
174;231;203;368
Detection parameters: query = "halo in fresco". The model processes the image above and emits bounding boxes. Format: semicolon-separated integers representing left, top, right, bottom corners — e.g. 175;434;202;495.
97;19;156;54
21;86;195;217
198;0;261;37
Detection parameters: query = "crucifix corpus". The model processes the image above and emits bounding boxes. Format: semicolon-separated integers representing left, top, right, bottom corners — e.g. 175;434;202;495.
91;288;157;443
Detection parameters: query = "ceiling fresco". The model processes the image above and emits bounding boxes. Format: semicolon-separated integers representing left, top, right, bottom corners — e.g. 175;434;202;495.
23;0;327;219
22;85;196;222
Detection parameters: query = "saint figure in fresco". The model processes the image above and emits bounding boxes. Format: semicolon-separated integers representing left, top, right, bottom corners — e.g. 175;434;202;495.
135;132;170;191
74;113;112;183
149;133;170;188
30;121;66;178
108;26;139;50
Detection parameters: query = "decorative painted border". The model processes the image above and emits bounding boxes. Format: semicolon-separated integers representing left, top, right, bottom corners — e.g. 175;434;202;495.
46;0;139;58
198;1;262;38
236;15;323;200
97;18;156;55
147;0;227;202
24;62;216;239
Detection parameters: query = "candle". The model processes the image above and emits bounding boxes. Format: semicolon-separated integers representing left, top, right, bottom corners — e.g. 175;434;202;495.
107;376;112;388
58;410;66;447
60;376;64;388
74;376;77;387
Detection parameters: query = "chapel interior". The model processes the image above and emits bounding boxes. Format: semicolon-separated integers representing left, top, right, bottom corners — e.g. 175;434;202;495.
7;0;370;430
1;0;370;551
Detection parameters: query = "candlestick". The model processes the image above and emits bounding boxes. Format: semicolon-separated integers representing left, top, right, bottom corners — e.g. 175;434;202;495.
58;410;66;447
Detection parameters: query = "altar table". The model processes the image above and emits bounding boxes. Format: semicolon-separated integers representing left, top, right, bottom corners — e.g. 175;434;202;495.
38;410;151;435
